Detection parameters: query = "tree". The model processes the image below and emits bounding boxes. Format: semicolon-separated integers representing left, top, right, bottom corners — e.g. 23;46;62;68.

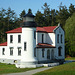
35;10;44;26
51;9;57;26
56;3;69;27
20;10;26;20
69;4;75;16
64;12;75;57
42;2;51;26
0;7;19;43
6;7;15;30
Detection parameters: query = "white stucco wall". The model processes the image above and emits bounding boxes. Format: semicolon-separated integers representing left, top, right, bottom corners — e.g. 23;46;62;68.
36;32;47;44
0;46;7;59
7;33;22;60
46;33;55;46
21;27;37;63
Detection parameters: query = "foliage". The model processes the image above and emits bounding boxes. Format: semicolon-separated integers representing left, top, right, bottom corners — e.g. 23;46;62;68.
20;10;26;20
34;62;75;75
64;13;75;57
65;57;75;60
0;7;20;43
56;3;69;27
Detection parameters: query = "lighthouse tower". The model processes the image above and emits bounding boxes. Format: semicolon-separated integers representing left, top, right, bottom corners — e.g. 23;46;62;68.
20;13;37;68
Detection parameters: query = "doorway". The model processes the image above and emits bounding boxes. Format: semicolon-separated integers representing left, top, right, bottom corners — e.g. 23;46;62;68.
51;49;54;60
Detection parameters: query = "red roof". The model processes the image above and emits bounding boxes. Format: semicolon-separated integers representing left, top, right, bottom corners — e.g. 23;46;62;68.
36;43;55;48
36;26;57;33
36;27;46;32
6;26;57;33
0;42;7;46
43;26;57;33
6;27;22;33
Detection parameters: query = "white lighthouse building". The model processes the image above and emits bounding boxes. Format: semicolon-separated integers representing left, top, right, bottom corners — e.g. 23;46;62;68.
21;13;38;66
0;13;65;68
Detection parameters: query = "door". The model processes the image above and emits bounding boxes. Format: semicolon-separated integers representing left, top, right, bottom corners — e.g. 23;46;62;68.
51;49;54;60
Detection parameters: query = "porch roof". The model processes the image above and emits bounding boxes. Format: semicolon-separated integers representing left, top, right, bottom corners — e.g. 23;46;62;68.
36;43;55;48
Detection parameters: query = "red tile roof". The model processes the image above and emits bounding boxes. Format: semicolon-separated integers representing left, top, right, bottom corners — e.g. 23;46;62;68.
43;26;57;33
0;42;7;46
36;43;55;48
6;27;22;33
5;26;57;33
36;26;57;33
36;27;46;32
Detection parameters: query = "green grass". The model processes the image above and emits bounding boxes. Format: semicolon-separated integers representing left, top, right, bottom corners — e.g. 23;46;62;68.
34;62;75;75
0;63;39;74
65;57;75;60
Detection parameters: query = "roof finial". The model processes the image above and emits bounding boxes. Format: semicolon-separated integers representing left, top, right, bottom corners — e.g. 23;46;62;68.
58;23;61;26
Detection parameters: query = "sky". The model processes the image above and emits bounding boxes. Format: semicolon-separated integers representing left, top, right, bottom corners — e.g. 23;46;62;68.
0;0;75;17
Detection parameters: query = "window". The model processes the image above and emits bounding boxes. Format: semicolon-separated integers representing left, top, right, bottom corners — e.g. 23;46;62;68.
58;47;62;56
47;50;50;59
42;48;45;58
10;35;13;43
42;34;44;43
18;35;21;43
10;47;13;55
57;34;59;43
24;42;26;51
18;47;21;56
61;34;63;43
34;48;36;57
34;31;36;39
2;48;5;55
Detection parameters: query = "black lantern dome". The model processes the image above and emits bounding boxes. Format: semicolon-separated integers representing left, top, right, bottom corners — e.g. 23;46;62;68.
22;13;37;27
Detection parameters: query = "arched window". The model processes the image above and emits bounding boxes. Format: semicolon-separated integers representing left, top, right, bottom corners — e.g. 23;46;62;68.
61;34;63;43
58;47;62;56
57;34;59;43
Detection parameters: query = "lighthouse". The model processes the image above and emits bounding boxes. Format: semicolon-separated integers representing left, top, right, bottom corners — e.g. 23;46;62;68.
20;12;37;68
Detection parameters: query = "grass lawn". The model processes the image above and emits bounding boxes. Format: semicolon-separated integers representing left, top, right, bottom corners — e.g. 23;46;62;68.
0;63;39;74
34;62;75;75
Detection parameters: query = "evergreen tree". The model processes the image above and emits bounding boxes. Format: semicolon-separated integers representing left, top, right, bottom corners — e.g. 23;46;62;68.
42;3;51;26
35;10;44;26
51;9;57;26
64;12;75;57
69;4;75;16
56;3;69;27
20;10;26;20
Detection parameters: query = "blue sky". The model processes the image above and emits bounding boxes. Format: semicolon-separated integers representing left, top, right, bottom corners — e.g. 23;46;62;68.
0;0;75;17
